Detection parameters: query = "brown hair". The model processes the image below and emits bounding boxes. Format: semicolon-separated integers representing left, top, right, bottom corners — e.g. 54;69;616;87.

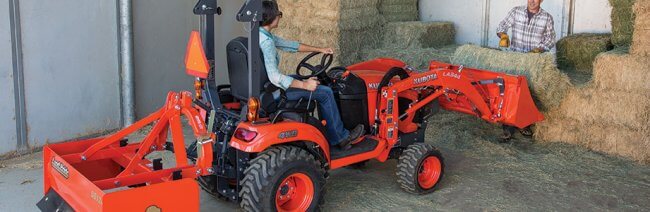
261;1;281;26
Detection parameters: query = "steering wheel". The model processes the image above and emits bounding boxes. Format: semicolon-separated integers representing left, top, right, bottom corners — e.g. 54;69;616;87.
295;52;333;80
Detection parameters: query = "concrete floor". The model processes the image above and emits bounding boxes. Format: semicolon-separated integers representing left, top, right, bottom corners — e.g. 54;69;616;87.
1;111;649;211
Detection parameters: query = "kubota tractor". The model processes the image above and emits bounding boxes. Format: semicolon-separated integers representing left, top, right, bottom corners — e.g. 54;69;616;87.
37;0;544;211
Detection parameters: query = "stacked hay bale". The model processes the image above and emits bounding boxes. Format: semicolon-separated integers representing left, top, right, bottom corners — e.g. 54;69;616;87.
609;0;637;47
536;0;650;163
592;49;650;91
556;33;613;72
535;82;650;162
381;21;455;49
361;45;458;68
631;0;650;56
379;0;419;22
275;0;458;71
451;45;572;111
450;31;649;162
451;46;649;162
274;0;384;72
361;21;457;68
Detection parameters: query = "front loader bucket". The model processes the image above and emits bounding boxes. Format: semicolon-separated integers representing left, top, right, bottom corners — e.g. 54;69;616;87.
37;91;213;212
430;61;544;128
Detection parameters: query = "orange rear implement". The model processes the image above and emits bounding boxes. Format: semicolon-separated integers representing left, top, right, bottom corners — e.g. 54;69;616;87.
38;92;213;211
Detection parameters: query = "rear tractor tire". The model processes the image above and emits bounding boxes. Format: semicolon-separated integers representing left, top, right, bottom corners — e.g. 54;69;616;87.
396;143;445;194
239;146;326;212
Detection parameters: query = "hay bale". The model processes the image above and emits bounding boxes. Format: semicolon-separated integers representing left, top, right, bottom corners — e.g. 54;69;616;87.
610;0;637;47
382;21;455;49
559;88;650;130
379;0;419;22
310;0;380;10
451;45;572;110
631;0;650;56
535;115;649;163
592;49;650;92
556;33;613;72
275;0;384;72
361;45;459;69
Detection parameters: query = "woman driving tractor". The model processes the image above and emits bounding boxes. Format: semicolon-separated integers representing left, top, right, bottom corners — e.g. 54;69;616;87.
259;0;364;149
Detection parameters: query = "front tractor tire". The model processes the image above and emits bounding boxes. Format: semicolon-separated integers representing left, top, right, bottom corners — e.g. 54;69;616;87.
239;146;326;212
396;143;445;194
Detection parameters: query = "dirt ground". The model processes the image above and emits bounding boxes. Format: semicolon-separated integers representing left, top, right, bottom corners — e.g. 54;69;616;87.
325;111;650;211
1;111;649;211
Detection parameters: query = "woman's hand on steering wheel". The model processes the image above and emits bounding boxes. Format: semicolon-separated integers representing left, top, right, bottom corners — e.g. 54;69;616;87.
295;52;334;80
319;48;334;54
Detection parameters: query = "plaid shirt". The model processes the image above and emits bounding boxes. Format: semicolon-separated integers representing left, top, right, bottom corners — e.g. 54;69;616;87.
497;6;556;52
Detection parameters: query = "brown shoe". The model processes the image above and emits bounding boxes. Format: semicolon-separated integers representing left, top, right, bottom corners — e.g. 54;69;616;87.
338;125;364;150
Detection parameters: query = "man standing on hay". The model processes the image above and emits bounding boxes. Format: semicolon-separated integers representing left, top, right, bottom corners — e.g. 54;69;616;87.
496;0;556;53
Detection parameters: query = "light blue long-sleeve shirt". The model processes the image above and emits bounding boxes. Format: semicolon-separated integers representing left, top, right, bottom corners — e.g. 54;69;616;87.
259;27;300;90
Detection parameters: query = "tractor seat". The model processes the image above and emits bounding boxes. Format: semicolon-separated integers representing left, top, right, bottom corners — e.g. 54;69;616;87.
227;37;316;117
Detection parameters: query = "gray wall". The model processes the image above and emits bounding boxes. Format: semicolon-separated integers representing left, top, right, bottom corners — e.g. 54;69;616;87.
0;0;248;154
133;0;245;118
133;0;198;118
18;0;121;148
0;1;17;154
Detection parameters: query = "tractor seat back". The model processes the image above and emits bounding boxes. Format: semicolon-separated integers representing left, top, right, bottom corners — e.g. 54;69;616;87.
226;37;317;117
226;37;269;100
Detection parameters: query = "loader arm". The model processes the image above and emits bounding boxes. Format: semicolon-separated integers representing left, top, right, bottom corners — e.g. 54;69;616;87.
376;62;544;147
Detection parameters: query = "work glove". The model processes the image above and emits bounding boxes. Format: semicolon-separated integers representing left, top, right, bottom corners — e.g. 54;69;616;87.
499;33;510;48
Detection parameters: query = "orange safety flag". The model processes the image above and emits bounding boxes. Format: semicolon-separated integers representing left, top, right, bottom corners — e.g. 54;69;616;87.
184;31;210;78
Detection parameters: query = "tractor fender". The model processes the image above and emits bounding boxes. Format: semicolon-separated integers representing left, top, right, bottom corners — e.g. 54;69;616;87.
229;121;331;161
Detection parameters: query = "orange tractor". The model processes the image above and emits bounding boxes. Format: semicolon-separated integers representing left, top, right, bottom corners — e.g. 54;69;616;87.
37;0;544;211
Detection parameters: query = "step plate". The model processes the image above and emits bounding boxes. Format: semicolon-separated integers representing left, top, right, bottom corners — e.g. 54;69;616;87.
331;137;379;160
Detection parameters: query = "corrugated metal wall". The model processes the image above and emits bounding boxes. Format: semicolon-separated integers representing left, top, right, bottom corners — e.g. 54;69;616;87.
0;1;17;154
421;0;613;46
133;0;245;118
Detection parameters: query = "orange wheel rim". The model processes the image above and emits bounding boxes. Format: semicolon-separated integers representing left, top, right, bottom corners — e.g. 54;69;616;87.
275;173;314;212
418;156;442;189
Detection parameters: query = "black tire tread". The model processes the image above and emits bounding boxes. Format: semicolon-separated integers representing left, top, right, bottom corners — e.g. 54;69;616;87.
239;146;325;212
396;143;444;194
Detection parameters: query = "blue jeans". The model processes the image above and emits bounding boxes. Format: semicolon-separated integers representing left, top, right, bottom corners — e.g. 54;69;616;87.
285;85;350;145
